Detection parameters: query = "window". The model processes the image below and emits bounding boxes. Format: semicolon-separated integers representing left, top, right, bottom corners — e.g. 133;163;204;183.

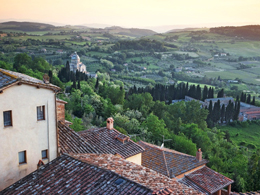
42;150;48;159
18;151;26;164
3;110;12;127
37;106;45;120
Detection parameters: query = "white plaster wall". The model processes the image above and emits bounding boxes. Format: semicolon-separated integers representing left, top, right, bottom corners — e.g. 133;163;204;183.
126;153;142;165
0;84;57;190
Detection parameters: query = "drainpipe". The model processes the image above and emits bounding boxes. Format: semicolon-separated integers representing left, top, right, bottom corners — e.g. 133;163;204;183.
47;100;50;162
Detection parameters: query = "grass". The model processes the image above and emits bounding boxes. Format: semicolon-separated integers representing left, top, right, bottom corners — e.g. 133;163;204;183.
204;69;260;84
216;41;260;57
219;123;260;151
177;81;216;88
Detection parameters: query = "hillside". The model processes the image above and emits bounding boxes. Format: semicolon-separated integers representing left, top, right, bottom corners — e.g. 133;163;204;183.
210;25;260;40
0;21;55;31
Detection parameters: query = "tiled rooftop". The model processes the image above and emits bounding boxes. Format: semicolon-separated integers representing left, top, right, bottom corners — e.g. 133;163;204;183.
71;153;204;195
0;69;18;89
0;154;153;195
58;121;99;154
78;127;145;159
181;166;234;194
138;141;208;178
0;68;60;91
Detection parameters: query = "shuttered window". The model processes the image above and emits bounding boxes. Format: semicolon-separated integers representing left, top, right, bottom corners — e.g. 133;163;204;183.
37;106;45;120
3;110;12;127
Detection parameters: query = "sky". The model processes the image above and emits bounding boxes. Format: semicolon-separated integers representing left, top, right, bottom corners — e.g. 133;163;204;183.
0;0;259;32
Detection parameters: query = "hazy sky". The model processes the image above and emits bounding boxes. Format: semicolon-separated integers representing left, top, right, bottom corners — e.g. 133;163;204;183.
1;0;259;29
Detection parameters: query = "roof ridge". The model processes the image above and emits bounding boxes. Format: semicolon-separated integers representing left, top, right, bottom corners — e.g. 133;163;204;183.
0;68;19;79
162;150;170;177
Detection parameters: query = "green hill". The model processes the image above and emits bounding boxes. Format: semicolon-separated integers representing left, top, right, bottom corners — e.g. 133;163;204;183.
0;21;55;31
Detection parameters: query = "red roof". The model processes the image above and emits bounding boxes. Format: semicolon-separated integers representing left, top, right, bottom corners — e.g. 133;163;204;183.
1;154;153;195
58;121;99;154
184;166;233;194
78;127;144;158
138;141;208;177
72;153;203;195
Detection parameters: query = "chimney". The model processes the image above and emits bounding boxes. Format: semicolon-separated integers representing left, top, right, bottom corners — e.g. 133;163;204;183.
196;148;202;161
106;117;114;130
37;160;45;169
43;74;50;84
56;99;67;122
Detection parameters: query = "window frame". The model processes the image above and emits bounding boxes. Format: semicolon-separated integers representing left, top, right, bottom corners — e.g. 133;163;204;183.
3;110;12;127
41;149;48;159
18;151;27;164
37;106;45;121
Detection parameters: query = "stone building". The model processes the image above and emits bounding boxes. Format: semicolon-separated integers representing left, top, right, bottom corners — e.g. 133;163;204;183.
70;52;87;73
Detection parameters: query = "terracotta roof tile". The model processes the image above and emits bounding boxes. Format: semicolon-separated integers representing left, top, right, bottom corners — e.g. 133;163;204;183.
71;153;204;195
184;166;234;194
0;68;60;91
58;121;99;154
1;154;152;195
138;141;208;178
78;127;144;158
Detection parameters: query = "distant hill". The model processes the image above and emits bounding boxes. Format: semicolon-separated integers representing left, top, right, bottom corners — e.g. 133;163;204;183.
0;21;156;37
103;27;156;37
167;28;209;33
0;21;55;31
210;25;260;40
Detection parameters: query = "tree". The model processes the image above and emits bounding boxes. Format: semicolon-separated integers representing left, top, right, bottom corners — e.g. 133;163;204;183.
77;80;81;90
203;85;208;100
252;96;255;105
217;89;224;98
246;94;251;104
13;53;32;71
142;113;168;142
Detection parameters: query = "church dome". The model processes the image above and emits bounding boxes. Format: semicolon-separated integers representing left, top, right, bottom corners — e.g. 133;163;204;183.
71;52;80;60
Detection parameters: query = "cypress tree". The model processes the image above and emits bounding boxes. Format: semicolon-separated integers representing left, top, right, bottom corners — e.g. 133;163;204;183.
252;96;255;105
240;92;244;102
65;61;70;81
196;85;201;100
77;80;81;90
247;94;251;104
203;85;208;101
221;104;225;123
95;78;99;91
208;87;212;99
72;78;76;89
217;89;224;98
48;70;53;83
211;88;214;98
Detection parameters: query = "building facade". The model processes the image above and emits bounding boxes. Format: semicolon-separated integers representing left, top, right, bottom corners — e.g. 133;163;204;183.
0;69;60;190
70;52;87;73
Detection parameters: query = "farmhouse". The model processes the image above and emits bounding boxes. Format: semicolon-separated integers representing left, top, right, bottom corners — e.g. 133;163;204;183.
0;68;60;190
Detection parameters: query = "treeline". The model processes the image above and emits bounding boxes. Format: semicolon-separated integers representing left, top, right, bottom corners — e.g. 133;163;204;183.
127;82;221;103
112;39;172;52
210;25;260;40
206;99;240;127
240;92;256;105
0;53;63;88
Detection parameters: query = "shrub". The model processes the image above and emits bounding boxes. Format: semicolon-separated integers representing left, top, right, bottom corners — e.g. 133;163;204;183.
247;143;256;149
241;121;249;127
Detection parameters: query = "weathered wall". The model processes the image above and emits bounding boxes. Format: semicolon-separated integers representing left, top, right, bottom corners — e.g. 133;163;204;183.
126;153;142;165
56;101;65;122
0;84;57;190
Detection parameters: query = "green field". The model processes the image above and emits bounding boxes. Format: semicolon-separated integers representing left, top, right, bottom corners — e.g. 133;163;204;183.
219;123;260;151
